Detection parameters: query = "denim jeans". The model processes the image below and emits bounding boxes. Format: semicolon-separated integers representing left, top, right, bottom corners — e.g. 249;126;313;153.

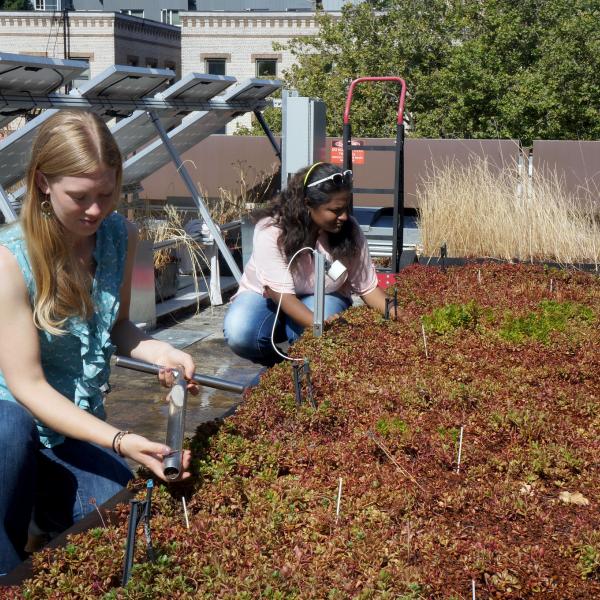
223;291;352;366
0;400;133;576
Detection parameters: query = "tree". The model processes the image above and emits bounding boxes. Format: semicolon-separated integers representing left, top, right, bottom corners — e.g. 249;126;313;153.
280;0;456;138
263;0;600;143
420;1;600;142
0;0;33;9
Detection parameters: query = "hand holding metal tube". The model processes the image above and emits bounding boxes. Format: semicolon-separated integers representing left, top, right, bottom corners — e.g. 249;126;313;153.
114;356;246;480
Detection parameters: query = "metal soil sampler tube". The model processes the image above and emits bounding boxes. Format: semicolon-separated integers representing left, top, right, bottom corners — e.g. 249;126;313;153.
163;368;187;480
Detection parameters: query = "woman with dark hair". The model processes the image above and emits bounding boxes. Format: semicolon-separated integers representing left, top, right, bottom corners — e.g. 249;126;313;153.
224;162;393;366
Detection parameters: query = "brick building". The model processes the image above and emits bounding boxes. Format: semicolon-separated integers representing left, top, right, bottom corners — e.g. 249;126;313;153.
0;10;181;87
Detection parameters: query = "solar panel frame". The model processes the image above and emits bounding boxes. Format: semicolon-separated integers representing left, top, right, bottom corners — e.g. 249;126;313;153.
122;78;281;187
111;74;238;157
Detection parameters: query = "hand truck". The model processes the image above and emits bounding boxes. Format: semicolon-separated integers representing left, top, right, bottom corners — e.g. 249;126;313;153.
342;77;407;284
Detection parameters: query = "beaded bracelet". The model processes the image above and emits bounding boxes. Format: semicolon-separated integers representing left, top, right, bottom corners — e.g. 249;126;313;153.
112;430;130;457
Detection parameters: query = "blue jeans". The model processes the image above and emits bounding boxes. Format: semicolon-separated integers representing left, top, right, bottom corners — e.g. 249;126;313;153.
223;291;352;366
0;401;133;576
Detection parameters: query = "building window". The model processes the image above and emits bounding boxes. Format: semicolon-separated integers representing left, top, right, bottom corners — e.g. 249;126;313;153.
126;56;139;67
35;0;58;9
256;59;277;78
121;9;144;18
161;9;180;26
164;60;176;72
206;59;226;76
146;58;158;69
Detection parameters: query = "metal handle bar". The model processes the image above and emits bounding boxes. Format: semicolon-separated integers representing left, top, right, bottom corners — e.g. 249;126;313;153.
115;356;245;394
343;76;407;125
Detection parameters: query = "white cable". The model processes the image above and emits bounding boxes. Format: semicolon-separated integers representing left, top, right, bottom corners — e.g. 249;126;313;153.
270;246;315;362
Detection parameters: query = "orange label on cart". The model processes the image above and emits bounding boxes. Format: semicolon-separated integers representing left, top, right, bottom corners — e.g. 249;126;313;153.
330;140;365;165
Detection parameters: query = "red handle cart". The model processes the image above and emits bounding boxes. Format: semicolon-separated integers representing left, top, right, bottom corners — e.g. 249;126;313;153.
342;77;407;286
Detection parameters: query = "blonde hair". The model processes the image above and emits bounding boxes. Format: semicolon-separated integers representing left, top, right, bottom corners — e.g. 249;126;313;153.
22;110;123;335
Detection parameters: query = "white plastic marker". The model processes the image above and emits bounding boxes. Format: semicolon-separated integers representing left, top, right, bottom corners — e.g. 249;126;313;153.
182;496;190;529
456;426;464;474
477;269;482;285
335;478;343;523
550;278;553;293
421;322;429;358
472;579;476;599
89;497;107;528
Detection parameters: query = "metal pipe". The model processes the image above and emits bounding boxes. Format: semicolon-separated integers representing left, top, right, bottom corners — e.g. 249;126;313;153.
313;251;325;337
163;368;187;480
114;356;246;394
0;185;17;223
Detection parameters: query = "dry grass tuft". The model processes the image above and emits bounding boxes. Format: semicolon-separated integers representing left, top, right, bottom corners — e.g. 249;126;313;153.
418;157;600;266
135;205;210;312
203;160;279;225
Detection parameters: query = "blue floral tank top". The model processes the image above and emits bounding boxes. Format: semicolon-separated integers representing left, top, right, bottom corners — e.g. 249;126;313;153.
0;212;128;448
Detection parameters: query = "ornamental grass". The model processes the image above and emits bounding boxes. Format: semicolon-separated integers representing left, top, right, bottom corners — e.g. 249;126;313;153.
418;158;600;266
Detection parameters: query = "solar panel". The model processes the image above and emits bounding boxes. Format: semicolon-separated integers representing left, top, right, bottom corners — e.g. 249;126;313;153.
159;72;236;101
0;52;88;128
122;78;281;186
0;65;177;189
0;52;87;94
111;74;237;157
75;65;174;100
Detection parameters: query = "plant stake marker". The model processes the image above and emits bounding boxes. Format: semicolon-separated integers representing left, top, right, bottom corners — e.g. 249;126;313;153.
477;269;482;285
88;497;107;528
335;477;343;523
550;278;553;293
421;321;429;358
182;496;190;529
456;426;464;474
472;579;476;599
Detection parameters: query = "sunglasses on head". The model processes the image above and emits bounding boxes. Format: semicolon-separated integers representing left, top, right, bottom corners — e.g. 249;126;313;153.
306;169;353;189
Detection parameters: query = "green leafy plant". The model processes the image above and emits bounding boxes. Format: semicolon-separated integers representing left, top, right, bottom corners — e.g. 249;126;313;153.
9;263;600;599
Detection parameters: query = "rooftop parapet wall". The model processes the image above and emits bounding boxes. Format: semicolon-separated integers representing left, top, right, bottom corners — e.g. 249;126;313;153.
139;137;600;210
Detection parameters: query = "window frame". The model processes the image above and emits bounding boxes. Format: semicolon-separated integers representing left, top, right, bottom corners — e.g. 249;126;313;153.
205;58;227;76
255;58;277;79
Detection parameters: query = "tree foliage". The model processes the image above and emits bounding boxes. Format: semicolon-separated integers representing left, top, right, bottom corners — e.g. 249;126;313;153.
0;0;33;9
264;0;599;143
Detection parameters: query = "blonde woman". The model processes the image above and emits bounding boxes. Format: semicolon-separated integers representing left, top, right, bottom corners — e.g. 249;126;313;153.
0;111;197;575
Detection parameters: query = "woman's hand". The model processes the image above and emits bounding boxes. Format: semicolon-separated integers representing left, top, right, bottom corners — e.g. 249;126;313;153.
361;287;399;320
155;347;199;395
119;433;192;482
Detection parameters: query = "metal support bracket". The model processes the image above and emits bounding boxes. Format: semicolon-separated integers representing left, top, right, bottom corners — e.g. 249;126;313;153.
0;185;17;223
146;110;242;282
253;109;281;160
384;288;398;320
292;359;316;409
122;479;156;586
440;243;447;272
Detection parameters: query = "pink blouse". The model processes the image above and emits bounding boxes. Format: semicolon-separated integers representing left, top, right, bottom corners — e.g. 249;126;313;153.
234;217;378;299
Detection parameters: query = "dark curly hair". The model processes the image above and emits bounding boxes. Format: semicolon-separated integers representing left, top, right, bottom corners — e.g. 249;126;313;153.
253;162;360;264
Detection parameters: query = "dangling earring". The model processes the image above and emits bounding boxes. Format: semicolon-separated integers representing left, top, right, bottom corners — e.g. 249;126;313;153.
40;195;53;219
